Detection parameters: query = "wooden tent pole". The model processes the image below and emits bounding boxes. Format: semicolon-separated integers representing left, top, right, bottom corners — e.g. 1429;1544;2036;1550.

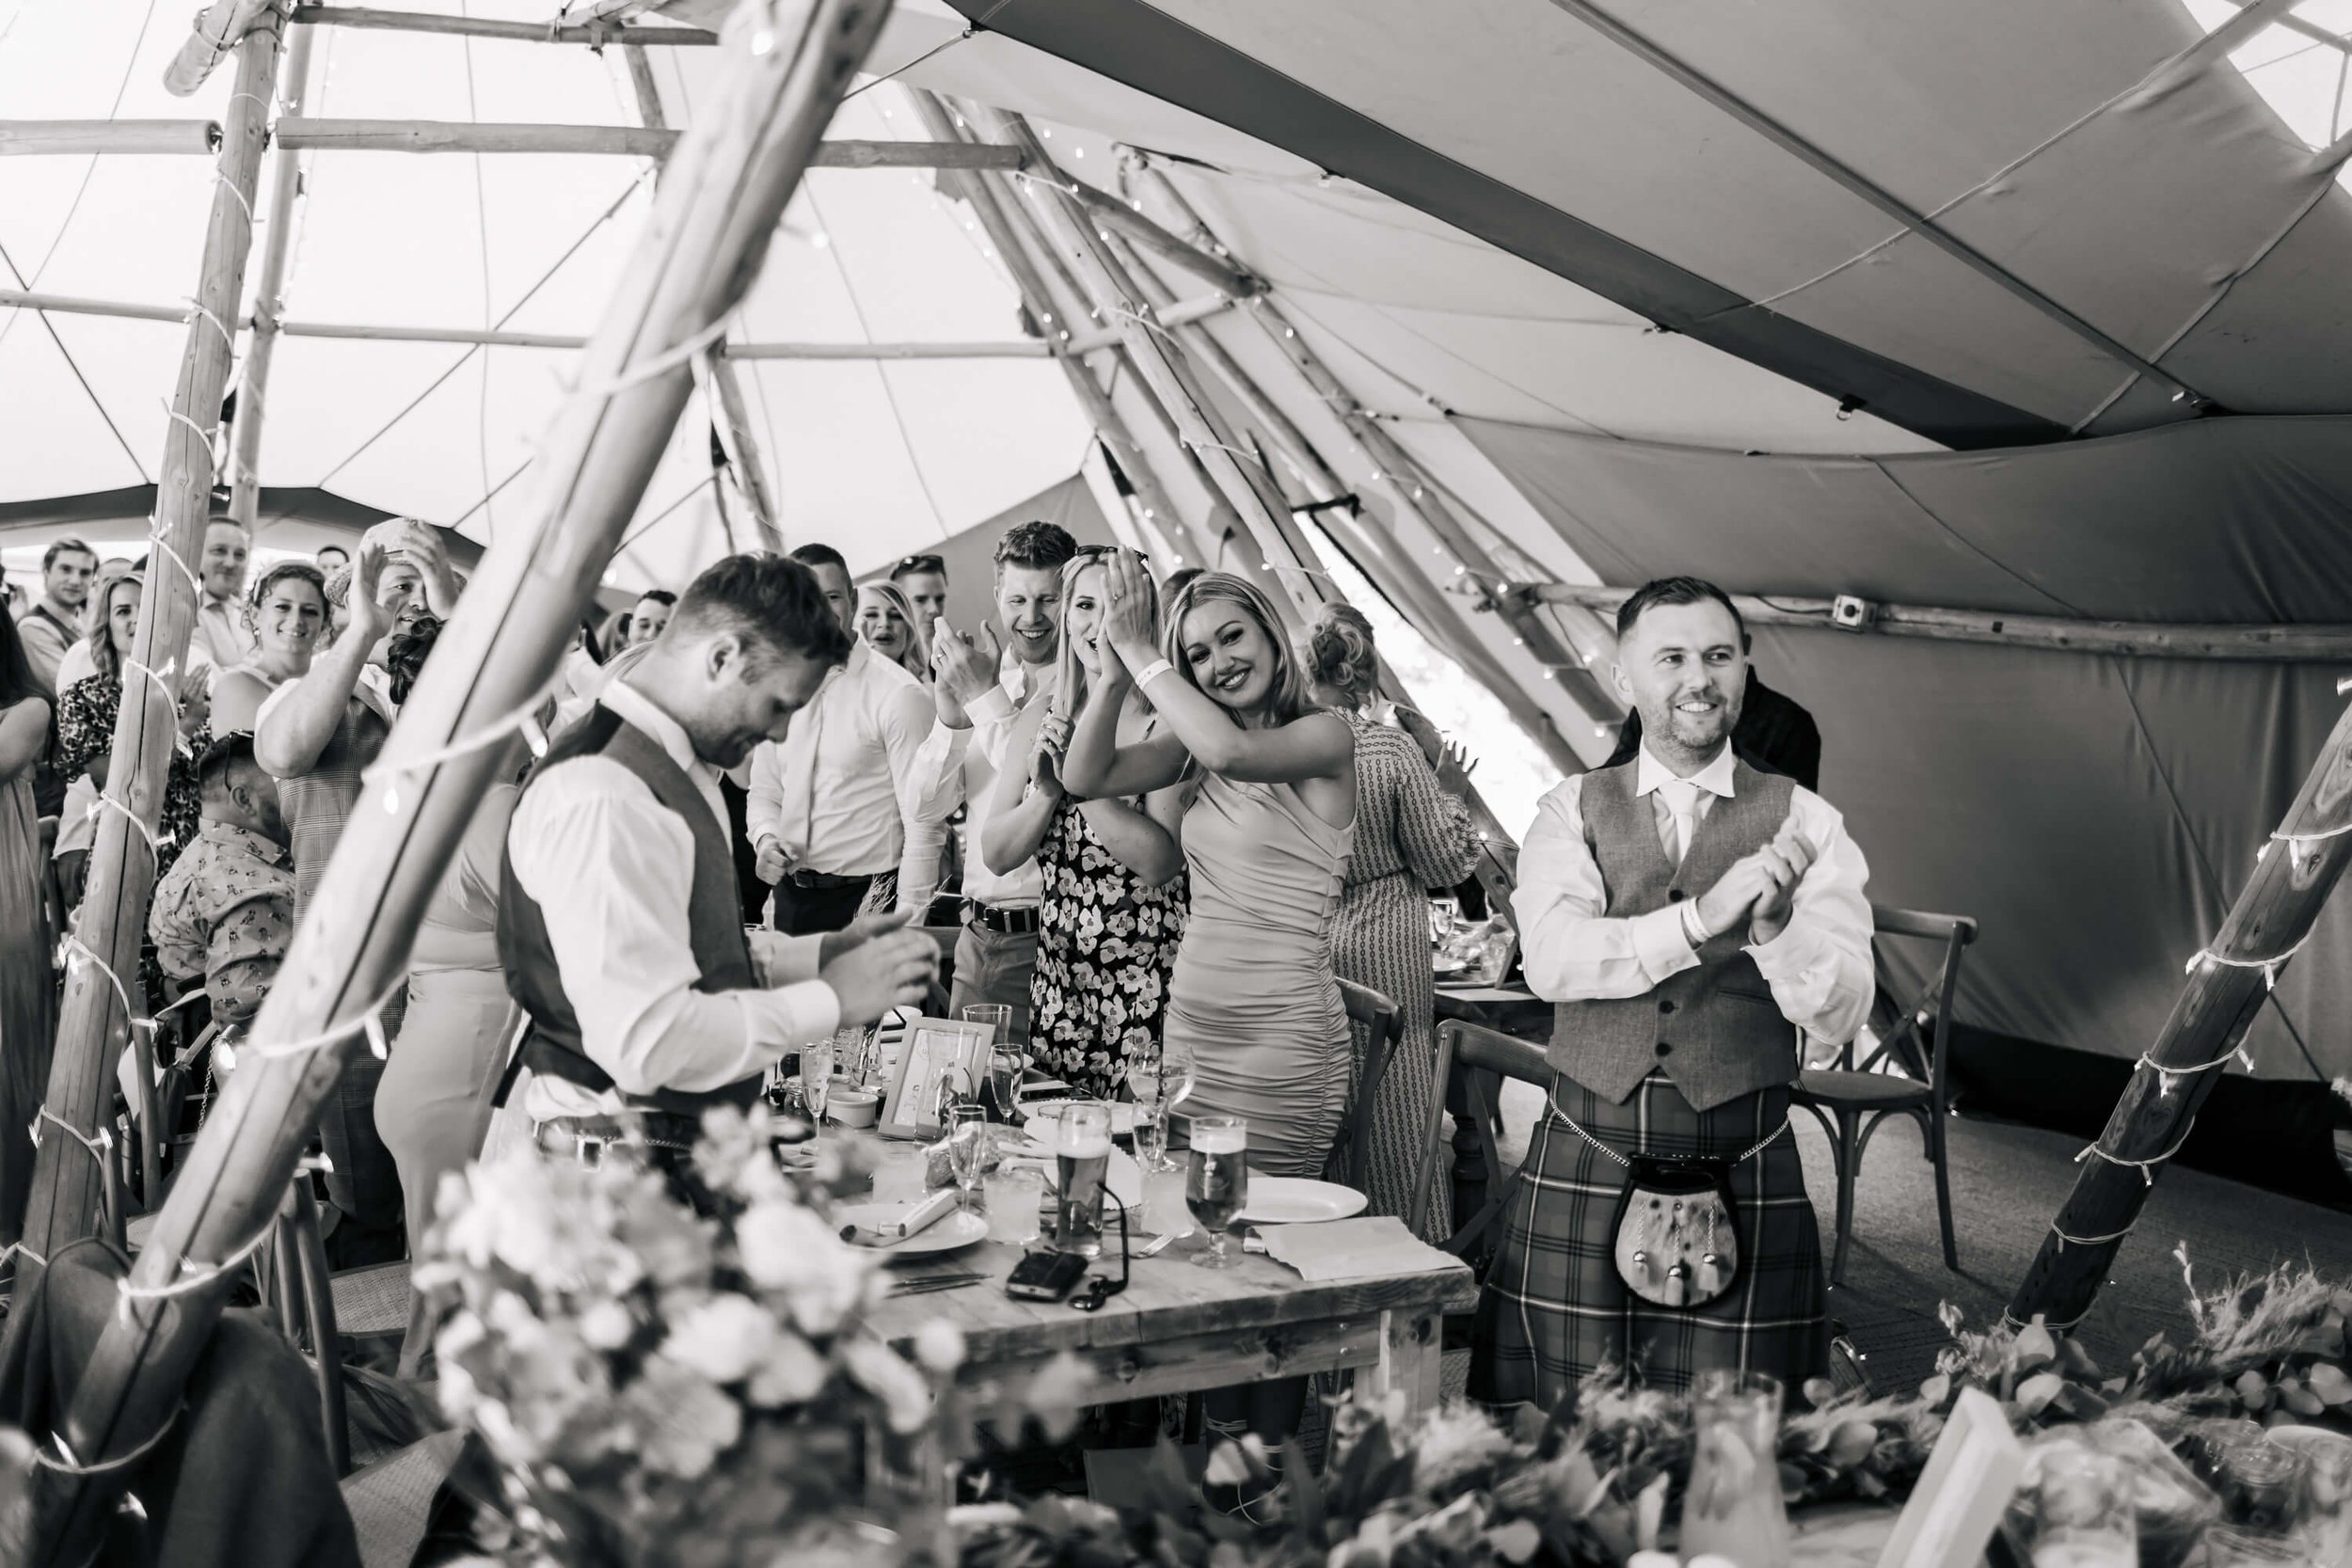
905;89;1194;569
21;1;893;1554
1529;579;2352;664
1127;158;1620;753
13;8;285;1297
624;40;784;555
2010;694;2352;1333
968;104;1318;620
1061;171;1260;301
0;121;220;155
270;118;1019;166
228;20;318;531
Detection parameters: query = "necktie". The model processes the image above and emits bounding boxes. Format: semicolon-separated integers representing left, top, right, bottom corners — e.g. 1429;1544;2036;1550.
1658;778;1703;865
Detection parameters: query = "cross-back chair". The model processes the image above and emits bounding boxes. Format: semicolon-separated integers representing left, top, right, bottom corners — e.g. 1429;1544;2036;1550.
1412;1017;1552;1259
1791;904;1978;1287
1331;979;1405;1194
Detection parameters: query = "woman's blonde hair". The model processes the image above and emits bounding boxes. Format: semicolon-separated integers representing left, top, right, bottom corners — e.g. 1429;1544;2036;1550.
87;572;144;684
1303;602;1378;708
1057;546;1159;717
1160;570;1311;725
855;579;931;678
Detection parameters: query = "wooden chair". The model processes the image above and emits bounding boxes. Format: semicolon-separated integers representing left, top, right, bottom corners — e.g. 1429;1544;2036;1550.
1331;979;1405;1194
1413;1018;1553;1259
1790;904;1978;1288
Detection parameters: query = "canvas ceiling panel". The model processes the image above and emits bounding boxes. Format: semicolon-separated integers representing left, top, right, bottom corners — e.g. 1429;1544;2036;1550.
1925;73;2352;414
0;156;219;314
1139;0;1896;303
1457;417;2069;610
1378;420;1601;587
1754;628;2331;1070
1881;418;2352;621
0;317;159;497
2158;197;2352;421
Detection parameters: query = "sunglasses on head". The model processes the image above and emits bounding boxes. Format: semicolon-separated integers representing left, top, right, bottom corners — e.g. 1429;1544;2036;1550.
897;554;946;574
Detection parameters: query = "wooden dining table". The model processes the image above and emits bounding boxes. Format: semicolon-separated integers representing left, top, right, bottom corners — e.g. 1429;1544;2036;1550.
860;1150;1480;1423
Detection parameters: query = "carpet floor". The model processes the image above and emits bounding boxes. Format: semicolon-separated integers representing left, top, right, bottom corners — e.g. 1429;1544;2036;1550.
1484;1080;2352;1396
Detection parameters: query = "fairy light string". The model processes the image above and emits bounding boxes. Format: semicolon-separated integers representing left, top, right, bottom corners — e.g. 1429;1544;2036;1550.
31;1404;184;1476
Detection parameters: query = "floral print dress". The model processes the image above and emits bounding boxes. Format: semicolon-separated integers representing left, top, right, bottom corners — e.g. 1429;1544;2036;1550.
1027;792;1187;1101
56;673;209;878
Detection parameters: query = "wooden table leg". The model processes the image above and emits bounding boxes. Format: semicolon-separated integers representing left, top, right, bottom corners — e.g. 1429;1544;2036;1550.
1373;1306;1443;1421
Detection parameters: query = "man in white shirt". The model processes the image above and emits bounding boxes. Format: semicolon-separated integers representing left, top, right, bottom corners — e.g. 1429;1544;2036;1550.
17;536;96;693
1480;577;1874;1405
190;517;258;677
913;520;1077;1038
745;543;945;934
890;552;950;627
501;552;939;1179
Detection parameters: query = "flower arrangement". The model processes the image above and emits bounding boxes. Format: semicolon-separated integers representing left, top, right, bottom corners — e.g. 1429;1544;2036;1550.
421;1106;963;1568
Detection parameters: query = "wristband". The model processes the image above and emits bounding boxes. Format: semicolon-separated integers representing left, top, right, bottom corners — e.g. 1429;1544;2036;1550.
1679;898;1709;949
1133;657;1175;689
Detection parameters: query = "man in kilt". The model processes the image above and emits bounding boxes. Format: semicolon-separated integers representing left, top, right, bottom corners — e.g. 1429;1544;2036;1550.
1476;577;1872;1405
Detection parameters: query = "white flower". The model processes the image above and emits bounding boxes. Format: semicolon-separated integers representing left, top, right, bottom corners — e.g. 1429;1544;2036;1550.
746;1329;830;1408
737;1199;872;1336
624;1355;743;1480
579;1298;635;1352
843;1337;933;1434
660;1293;779;1386
913;1319;965;1375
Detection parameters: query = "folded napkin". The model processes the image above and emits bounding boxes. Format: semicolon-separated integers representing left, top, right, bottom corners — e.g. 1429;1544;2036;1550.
843;1187;962;1247
1254;1216;1460;1283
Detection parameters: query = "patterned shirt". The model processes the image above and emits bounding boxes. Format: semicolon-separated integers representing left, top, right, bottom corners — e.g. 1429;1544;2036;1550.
148;819;296;1027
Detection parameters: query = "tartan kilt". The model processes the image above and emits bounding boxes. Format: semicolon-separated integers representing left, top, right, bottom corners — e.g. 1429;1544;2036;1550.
1470;1069;1826;1406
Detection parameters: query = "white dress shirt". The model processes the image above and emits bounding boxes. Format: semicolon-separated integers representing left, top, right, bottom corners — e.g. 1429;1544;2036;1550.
190;595;259;679
508;677;841;1120
744;641;944;909
1512;742;1875;1049
52;637;98;694
911;653;1057;909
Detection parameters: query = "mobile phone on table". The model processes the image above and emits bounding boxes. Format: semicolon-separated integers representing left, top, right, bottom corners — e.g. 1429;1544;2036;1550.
1004;1249;1088;1302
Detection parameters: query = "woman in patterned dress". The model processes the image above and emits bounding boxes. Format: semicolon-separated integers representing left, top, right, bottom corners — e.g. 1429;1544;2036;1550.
56;573;213;880
0;610;57;1260
982;546;1186;1101
1303;605;1481;1242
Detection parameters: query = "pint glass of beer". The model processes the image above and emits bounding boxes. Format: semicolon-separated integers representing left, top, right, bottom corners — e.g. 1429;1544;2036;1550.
1049;1101;1113;1258
1186;1116;1248;1270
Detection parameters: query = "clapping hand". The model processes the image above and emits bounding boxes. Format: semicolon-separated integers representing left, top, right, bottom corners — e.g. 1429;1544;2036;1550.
1746;820;1816;945
345;539;396;650
1031;706;1072;793
1434;736;1477;799
931;618;1001;713
1099;550;1158;669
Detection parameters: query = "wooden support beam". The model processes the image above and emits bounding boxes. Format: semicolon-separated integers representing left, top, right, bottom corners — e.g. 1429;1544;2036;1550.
0;289;192;325
0;120;219;155
17;6;284;1309
289;5;718;45
166;0;278;95
271;118;1021;168
230;22;319;531
1525;580;2352;664
1125;159;1621;754
2010;695;2352;1333
1057;168;1261;301
908;90;1200;570
24;1;895;1555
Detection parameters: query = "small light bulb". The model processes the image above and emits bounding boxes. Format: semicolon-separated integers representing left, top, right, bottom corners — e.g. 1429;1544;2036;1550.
749;28;775;55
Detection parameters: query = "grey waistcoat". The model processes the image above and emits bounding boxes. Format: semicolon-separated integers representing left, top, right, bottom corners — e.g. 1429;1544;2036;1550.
1549;756;1801;1112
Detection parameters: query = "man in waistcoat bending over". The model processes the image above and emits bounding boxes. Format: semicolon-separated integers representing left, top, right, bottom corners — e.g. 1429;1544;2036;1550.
1477;577;1873;1404
501;554;940;1191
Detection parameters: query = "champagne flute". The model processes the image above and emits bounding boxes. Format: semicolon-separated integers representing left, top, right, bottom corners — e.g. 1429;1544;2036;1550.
801;1038;834;1135
1128;1060;1171;1174
946;1103;990;1216
1186;1116;1248;1270
962;1004;1017;1118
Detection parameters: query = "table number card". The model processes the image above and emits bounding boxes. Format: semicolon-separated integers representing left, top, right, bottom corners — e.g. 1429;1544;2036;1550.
880;1016;993;1138
1877;1387;2026;1568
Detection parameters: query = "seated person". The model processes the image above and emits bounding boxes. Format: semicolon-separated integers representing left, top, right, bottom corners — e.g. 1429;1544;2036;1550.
1482;576;1871;1404
148;734;295;1032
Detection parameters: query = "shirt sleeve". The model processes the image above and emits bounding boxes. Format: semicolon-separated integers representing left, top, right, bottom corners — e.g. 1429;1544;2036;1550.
1383;734;1480;889
750;930;826;986
880;681;946;911
1743;788;1875;1047
744;740;784;854
909;712;975;823
146;863;206;980
205;888;293;1028
1511;775;1701;1001
509;757;840;1097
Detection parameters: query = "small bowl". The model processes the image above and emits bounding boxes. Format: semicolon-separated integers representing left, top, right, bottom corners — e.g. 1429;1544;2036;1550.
829;1087;881;1129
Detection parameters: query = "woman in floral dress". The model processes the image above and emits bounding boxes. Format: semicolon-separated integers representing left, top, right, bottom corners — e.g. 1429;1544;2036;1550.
56;573;212;879
981;546;1186;1101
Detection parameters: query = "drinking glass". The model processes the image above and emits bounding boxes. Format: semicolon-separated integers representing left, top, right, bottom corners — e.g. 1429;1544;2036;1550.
2018;1446;2138;1568
801;1038;835;1131
1680;1370;1794;1568
1185;1116;1248;1270
1126;1060;1172;1173
946;1104;990;1216
1160;1035;1197;1120
1048;1101;1113;1258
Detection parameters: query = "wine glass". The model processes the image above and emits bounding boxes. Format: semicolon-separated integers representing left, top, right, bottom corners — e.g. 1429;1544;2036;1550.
946;1103;990;1216
1186;1115;1248;1270
801;1038;835;1134
1127;1060;1172;1174
962;1005;1018;1118
1160;1035;1197;1119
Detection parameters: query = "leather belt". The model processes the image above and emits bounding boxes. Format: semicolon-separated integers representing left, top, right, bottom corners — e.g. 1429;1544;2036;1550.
784;867;873;891
963;899;1041;936
534;1111;701;1165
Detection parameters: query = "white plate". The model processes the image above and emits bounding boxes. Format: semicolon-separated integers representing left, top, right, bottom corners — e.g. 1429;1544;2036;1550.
834;1203;989;1257
1019;1098;1141;1135
1235;1178;1368;1225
